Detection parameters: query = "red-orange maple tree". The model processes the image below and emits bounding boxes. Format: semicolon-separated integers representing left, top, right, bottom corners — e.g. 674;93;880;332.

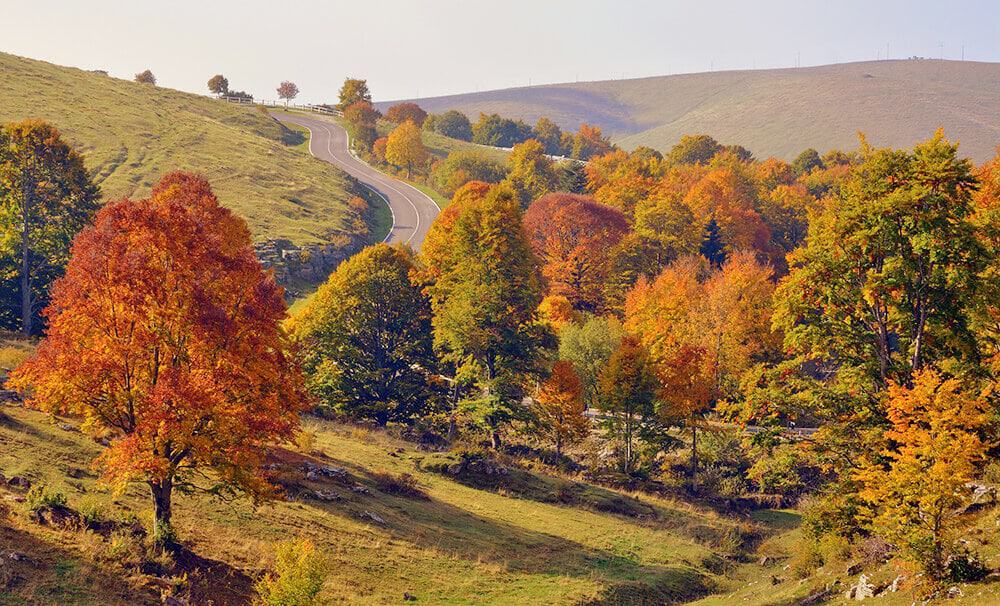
11;172;309;542
523;193;629;312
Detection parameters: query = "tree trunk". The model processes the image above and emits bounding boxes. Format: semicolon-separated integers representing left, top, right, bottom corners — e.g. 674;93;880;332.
624;415;633;475
149;478;174;545
690;424;698;492
490;430;501;450
20;177;33;336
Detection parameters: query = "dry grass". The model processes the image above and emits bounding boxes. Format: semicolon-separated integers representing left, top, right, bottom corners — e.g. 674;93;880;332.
385;59;1000;162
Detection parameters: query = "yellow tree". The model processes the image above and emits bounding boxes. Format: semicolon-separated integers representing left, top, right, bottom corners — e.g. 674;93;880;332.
385;120;428;178
534;361;589;456
856;370;993;581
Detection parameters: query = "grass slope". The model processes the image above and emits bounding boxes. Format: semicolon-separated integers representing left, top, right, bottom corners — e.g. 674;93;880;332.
381;60;1000;162
0;52;358;245
0;400;758;606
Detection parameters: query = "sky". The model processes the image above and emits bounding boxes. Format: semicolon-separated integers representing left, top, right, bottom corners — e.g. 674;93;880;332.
2;0;999;104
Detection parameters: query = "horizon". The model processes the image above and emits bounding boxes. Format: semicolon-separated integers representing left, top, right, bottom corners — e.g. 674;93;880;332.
3;0;999;104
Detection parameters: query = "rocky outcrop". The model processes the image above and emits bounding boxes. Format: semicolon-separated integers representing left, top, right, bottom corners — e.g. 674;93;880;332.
255;235;363;296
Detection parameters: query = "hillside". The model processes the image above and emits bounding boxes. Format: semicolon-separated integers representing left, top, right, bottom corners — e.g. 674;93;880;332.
0;52;358;245
381;60;1000;162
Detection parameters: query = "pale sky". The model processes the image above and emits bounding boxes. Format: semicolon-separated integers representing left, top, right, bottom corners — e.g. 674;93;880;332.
2;0;998;103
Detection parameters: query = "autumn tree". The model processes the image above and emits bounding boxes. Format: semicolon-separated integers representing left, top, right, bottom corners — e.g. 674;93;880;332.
856;370;993;581
534;361;589;456
523;193;629;312
0;120;100;335
972;151;1000;374
134;69;156;85
585;148;665;217
571;124;613;160
424;184;552;448
597;335;662;475
385;102;428;127
207;74;229;96
502;139;559;207
429;150;506;198
292;244;437;426
559;315;624;410
538;295;579;333
343;101;380;153
277;81;299;106
337;78;371;111
472;113;533;148
10;172;308;543
385;120;429;178
533;117;564;156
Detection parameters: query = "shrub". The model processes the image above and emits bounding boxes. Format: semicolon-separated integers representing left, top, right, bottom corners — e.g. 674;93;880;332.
25;483;67;512
372;471;427;500
946;550;989;582
256;538;328;606
78;497;105;529
789;539;823;578
296;429;316;454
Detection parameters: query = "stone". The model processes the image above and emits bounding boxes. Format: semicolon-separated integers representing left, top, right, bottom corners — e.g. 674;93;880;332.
888;574;905;592
947;586;963;599
361;511;385;525
0;390;21;404
852;574;875;601
403;592;417;601
312;490;340;502
58;423;75;432
351;485;370;494
6;476;30;489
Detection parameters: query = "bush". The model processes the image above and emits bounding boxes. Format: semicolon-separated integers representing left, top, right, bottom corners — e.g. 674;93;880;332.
789;539;823;578
372;471;427;500
78;497;105;529
25;483;67;513
256;538;328;606
946;550;989;582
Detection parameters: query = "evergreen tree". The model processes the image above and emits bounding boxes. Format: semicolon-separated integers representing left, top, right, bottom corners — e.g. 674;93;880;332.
699;218;726;268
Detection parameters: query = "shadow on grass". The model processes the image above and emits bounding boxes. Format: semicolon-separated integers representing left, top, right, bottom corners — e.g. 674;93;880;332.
0;523;159;605
268;447;718;604
280;125;306;146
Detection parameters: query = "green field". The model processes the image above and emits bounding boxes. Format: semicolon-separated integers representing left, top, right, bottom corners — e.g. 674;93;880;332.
0;52;359;245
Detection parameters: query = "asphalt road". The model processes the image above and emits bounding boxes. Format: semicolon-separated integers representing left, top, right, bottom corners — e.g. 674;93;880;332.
272;112;440;250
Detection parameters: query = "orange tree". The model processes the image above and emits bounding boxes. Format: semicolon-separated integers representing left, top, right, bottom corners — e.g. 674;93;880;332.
11;172;308;544
385;120;428;178
534;361;589;457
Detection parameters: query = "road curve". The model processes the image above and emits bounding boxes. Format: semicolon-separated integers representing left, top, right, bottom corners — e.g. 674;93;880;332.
272;112;440;250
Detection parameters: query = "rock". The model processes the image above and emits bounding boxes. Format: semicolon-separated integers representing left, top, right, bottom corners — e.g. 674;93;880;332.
312;490;341;502
852;574;875;601
360;511;385;525
305;471;319;481
58;423;75;432
6;552;28;562
403;592;417;601
0;390;21;404
446;463;462;475
6;476;30;489
351;485;370;494
846;562;863;576
947;586;963;599
162;596;189;606
758;555;772;566
889;574;905;592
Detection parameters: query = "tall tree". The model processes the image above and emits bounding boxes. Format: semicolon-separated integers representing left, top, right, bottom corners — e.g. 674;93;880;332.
666;134;721;165
277;81;299;106
385;102;428;127
433;110;473;141
337;78;371;111
533;117;564;156
385;121;429;178
523;193;628;312
343;101;380;153
10;172;308;543
292;244;437;426
502;139;558;208
207;74;229;96
424;184;552;448
0;120;100;335
558;315;625;410
571;124;614;161
597;335;661;475
134;69;156;85
534;361;589;456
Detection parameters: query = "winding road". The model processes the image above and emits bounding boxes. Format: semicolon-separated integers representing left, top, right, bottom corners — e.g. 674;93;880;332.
272;112;440;249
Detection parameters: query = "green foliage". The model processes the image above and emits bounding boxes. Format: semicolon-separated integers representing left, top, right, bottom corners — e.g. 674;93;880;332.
292;244;437;426
698;218;726;268
501;139;559;207
431;109;473;141
255;539;328;606
25;483;67;513
337;78;371;111
666;134;722;165
533;117;565;155
791;148;824;176
429;150;507;198
558;315;624;409
472;113;533;148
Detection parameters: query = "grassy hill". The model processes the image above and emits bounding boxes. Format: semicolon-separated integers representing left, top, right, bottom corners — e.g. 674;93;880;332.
381;60;1000;162
0;52;359;246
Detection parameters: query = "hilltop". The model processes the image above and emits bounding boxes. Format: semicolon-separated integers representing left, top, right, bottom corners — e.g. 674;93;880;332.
0;52;359;246
380;60;1000;162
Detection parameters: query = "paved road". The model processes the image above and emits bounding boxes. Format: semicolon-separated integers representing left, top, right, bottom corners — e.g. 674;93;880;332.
272;112;440;249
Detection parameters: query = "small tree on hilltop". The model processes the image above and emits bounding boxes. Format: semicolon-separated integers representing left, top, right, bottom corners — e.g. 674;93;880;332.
277;81;299;106
134;69;156;85
207;74;229;96
534;361;589;457
385;121;428;179
337;78;371;111
10;172;309;545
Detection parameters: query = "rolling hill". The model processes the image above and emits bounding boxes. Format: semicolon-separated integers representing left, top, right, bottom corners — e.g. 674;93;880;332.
380;60;1000;162
0;52;358;246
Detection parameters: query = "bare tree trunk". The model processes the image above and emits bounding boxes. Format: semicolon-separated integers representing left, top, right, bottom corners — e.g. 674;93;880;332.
20;178;33;336
690;424;699;492
149;478;174;545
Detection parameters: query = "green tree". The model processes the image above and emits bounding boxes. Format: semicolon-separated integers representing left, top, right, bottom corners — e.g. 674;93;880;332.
337;78;371;110
472;113;533;148
533;117;564;156
559;315;625;409
597;335;662;475
0;120;100;335
343;101;380;153
425;184;552;448
292;244;437;426
791;148;824;176
501;139;558;207
699;218;726;268
666;134;721;165
434;110;473;141
429;150;507;198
